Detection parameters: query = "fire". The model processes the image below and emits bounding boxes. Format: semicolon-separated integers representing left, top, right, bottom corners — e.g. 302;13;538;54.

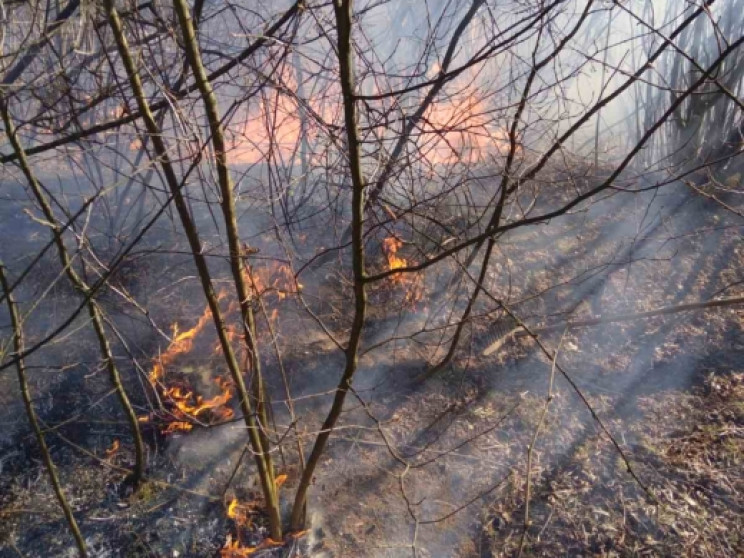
105;439;120;458
226;497;255;527
149;304;215;384
421;92;513;166
382;236;424;304
162;421;193;434
221;537;283;557
221;498;285;557
140;297;236;434
212;60;509;173
383;236;407;277
161;376;235;424
242;263;302;301
140;260;301;435
221;538;257;557
219;63;512;170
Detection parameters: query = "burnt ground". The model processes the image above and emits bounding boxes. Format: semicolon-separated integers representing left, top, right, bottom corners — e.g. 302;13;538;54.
0;177;743;557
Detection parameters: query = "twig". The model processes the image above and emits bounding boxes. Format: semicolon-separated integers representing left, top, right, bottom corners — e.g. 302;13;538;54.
0;263;88;558
0;100;147;487
517;330;565;556
484;295;744;355
106;0;281;536
494;301;657;503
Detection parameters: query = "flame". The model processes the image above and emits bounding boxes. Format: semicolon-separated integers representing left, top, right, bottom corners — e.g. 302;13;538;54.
226;497;253;526
221;539;257;557
162;377;235;418
140;295;236;434
221;537;283;557
227;498;239;518
382;236;406;278
243;262;302;302
162;421;193;434
420;92;513;166
272;264;301;300
149;304;215;384
224;64;337;167
215;61;512;170
140;261;299;435
382;236;424;304
222;498;275;557
105;439;120;458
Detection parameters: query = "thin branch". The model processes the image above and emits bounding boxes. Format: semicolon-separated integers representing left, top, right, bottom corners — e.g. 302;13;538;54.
0;263;88;558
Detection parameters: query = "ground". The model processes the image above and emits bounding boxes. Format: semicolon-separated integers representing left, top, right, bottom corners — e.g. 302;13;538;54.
1;177;743;557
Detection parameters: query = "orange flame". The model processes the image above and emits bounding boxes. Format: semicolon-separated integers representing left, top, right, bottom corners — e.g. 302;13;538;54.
222;498;276;557
242;263;301;301
382;236;407;279
221;538;257;557
226;498;253;527
140;295;236;434
140;261;299;435
219;62;512;169
221;537;283;558
162;377;235;419
149;304;215;384
382;236;424;304
105;439;120;458
162;421;193;434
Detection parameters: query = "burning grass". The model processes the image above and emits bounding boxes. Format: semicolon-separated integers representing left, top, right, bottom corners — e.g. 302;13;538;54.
1;174;742;556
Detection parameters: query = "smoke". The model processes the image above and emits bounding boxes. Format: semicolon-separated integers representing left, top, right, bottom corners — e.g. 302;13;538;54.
1;0;742;556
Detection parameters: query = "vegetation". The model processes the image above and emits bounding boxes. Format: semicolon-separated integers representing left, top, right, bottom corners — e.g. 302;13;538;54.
0;0;742;555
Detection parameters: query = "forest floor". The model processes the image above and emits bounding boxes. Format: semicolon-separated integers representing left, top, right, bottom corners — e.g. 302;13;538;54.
0;179;743;557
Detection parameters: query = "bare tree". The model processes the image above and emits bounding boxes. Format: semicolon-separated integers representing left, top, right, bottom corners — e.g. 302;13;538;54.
1;0;742;555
